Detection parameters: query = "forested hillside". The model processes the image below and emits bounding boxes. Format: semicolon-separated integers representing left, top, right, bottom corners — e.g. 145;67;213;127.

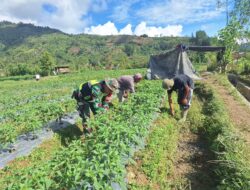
0;21;62;46
3;21;248;77
0;21;191;76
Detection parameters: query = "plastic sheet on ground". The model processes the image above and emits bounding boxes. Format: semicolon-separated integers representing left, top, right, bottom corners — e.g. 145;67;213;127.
0;112;79;169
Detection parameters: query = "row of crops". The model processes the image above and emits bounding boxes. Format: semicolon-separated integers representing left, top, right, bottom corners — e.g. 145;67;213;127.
0;69;144;145
1;70;249;189
1;79;165;189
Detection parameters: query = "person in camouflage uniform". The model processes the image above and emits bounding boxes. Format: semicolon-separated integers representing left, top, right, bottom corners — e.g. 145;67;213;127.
72;78;119;132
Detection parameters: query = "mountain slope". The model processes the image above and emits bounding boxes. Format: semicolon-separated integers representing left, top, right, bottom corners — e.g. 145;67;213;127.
0;21;190;75
0;21;62;46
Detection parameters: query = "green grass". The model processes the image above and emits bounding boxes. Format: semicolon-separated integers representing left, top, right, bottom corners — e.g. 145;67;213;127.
195;82;250;190
128;113;179;190
193;63;208;73
128;82;250;190
0;120;84;189
0;137;61;189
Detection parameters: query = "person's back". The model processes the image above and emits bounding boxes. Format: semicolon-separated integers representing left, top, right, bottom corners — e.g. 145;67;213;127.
117;73;142;102
117;75;135;93
72;78;119;132
171;74;194;92
79;80;103;103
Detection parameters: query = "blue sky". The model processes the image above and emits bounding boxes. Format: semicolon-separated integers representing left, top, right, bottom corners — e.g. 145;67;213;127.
0;0;230;37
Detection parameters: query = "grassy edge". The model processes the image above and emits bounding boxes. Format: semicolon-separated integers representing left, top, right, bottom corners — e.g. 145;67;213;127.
127;80;250;190
127;112;179;190
195;82;250;189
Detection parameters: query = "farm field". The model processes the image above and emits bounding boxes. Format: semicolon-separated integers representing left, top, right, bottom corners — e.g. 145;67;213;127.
0;69;144;145
0;70;250;189
0;0;250;188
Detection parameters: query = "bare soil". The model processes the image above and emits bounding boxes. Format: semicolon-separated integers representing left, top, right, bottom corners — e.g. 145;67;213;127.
127;159;149;186
172;126;216;190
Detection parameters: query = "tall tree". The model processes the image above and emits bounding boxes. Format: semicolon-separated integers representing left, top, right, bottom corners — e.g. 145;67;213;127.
231;0;250;26
217;0;249;72
216;0;249;34
218;18;242;71
195;30;210;46
193;30;210;63
39;51;56;76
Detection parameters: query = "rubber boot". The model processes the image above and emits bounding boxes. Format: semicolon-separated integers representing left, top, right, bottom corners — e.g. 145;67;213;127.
82;123;88;133
179;109;188;123
83;124;92;134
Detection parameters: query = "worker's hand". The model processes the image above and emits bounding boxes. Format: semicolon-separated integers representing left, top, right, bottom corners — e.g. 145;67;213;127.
168;97;173;104
181;98;188;106
168;95;174;116
123;90;129;98
170;108;175;116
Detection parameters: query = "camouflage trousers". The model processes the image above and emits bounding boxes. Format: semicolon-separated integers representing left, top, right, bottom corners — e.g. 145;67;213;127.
77;101;97;124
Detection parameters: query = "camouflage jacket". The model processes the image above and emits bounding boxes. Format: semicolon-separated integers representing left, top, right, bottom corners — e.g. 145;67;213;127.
77;80;112;113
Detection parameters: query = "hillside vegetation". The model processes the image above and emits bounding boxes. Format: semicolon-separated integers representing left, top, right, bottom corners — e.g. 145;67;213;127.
0;21;249;77
0;22;190;75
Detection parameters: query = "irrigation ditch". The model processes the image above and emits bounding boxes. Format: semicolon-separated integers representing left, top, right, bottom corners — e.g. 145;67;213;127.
228;74;250;102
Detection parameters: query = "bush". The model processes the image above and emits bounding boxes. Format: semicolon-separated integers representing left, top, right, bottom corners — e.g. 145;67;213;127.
229;58;250;74
7;63;33;76
207;62;218;72
240;58;250;74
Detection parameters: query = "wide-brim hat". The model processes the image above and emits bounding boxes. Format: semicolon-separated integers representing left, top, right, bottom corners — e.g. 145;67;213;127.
162;78;174;90
105;78;119;92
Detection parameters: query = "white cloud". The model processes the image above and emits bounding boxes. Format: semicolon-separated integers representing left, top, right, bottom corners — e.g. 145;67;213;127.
134;22;182;37
0;0;221;35
0;0;94;34
136;0;223;24
84;21;182;37
84;21;119;35
119;24;133;35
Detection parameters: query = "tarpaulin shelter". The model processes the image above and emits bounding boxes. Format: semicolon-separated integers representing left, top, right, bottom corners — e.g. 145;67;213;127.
147;45;225;80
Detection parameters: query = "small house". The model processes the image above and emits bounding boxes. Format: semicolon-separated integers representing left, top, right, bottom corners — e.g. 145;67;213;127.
54;66;70;74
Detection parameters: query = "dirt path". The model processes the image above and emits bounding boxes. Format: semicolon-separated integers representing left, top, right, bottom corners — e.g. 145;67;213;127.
172;126;216;190
203;74;250;144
